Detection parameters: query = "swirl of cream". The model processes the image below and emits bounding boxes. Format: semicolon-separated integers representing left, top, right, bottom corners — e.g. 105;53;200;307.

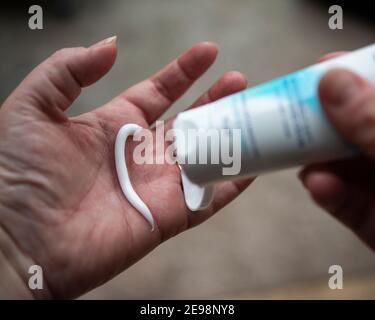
115;123;214;232
115;124;155;231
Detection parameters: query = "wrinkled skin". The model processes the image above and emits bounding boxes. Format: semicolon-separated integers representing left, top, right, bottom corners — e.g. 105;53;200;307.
0;39;254;298
1;40;374;299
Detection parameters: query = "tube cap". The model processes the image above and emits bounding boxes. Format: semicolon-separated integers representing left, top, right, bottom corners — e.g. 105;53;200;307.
180;167;214;211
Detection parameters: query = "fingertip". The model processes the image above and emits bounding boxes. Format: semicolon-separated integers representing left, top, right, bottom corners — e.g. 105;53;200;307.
301;170;347;212
85;40;118;86
318;68;364;110
214;71;247;97
223;70;248;89
319;68;375;156
303;171;333;195
318;69;348;98
93;40;118;62
194;41;219;55
188;41;219;64
178;42;219;80
318;51;346;63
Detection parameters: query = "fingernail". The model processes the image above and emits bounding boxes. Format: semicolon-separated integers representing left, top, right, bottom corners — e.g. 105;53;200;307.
91;35;117;48
322;70;361;107
104;35;117;44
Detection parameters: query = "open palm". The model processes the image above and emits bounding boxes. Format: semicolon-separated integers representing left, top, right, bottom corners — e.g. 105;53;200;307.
0;38;253;298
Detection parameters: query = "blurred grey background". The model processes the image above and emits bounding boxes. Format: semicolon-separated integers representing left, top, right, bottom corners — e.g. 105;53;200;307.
1;0;375;299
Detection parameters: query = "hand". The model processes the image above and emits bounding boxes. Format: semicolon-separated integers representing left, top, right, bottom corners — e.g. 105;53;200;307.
299;53;375;251
0;38;253;298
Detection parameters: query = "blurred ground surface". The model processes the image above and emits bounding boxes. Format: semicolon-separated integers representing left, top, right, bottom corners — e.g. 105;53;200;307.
0;0;375;299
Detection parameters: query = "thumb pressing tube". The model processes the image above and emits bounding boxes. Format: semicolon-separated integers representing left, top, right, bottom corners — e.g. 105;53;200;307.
173;43;375;186
115;43;375;230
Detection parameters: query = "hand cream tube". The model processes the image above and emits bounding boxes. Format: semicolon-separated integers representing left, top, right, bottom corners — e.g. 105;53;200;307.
173;44;375;186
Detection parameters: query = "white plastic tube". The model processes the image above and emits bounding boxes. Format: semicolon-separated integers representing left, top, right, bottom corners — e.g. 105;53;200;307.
173;43;375;186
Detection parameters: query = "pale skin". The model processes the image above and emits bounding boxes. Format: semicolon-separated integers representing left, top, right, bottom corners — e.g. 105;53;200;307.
0;39;374;299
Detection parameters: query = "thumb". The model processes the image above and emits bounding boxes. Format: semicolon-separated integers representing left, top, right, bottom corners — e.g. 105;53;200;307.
319;69;375;158
3;36;117;121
